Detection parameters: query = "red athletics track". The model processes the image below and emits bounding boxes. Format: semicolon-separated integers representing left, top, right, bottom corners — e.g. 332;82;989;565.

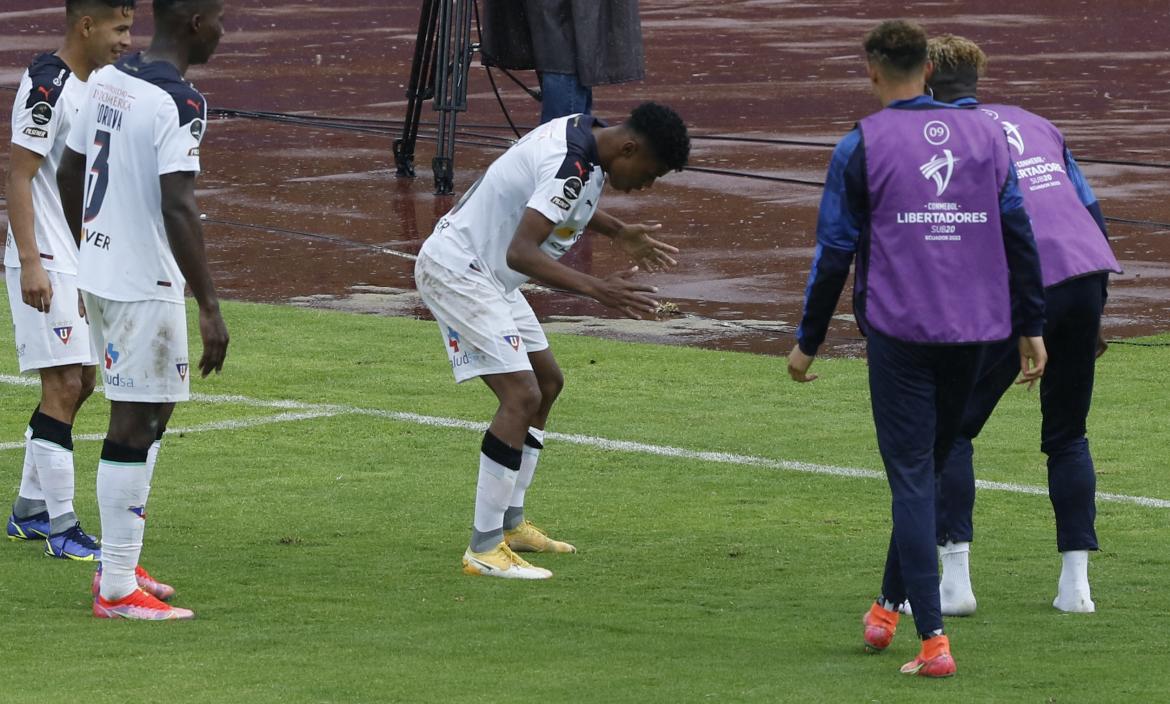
2;1;1168;354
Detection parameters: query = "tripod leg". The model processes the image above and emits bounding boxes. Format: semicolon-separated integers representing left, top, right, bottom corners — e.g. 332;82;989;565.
432;0;475;195
395;0;440;178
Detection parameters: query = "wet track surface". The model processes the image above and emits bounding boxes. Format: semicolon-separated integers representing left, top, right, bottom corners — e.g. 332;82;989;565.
2;1;1168;356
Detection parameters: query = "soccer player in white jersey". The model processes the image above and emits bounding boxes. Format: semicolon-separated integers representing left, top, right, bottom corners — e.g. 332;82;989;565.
57;0;228;620
415;103;690;579
5;0;134;562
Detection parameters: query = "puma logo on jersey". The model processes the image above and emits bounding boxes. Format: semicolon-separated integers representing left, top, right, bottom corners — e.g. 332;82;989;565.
36;85;52;100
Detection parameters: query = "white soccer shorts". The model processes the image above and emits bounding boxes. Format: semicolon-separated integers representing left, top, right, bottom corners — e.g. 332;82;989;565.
6;266;97;372
414;251;549;383
82;293;190;403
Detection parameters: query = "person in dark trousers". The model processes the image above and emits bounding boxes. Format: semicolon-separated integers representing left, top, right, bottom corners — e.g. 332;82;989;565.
927;34;1122;617
480;0;645;123
787;20;1047;678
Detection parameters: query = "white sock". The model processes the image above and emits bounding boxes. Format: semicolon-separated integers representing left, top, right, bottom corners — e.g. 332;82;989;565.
939;541;977;616
145;439;162;497
471;451;519;552
96;458;151;601
31;439;76;523
1054;550;1094;612
17;431;44;504
510;427;544;509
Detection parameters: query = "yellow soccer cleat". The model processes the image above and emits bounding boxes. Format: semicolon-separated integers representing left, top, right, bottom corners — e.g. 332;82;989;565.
504;520;577;554
462;542;552;580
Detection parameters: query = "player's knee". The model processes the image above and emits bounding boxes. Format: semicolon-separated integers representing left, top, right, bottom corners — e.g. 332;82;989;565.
79;370;97;403
539;370;564;404
47;371;86;407
505;382;543;419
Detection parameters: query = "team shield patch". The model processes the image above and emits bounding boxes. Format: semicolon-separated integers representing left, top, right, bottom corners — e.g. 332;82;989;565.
31;102;52;126
176;362;189;380
52;325;73;345
563;177;583;200
503;334;521;351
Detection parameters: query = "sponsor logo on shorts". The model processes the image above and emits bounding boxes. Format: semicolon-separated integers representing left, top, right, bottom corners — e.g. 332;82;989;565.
503;334;521;351
22;126;48;138
563;177;583;200
551;196;571;210
30;102;52;126
104;342;120;369
447;327;461;353
176;362;188;380
129;505;146;520
52;325;73;345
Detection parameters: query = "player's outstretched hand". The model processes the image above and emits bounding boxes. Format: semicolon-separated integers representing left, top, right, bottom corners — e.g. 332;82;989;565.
20;263;53;313
593;266;659;319
615;223;679;273
1017;335;1047;390
198;306;230;377
787;346;818;382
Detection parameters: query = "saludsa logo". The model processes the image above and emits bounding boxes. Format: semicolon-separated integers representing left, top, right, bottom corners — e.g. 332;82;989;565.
920;120;959;197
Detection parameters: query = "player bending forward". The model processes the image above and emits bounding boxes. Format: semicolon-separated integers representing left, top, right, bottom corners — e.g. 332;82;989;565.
415;103;690;579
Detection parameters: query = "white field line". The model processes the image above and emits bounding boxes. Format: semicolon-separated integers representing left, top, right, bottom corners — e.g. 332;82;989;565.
3;374;1168;509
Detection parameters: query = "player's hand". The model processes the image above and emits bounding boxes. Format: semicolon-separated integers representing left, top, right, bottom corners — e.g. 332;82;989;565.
592;266;659;319
614;223;678;273
197;306;229;377
19;262;53;313
787;346;818;382
77;291;87;321
1017;335;1047;390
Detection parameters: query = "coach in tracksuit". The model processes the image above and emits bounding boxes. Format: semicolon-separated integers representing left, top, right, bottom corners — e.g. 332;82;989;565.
927;35;1122;617
786;21;1047;678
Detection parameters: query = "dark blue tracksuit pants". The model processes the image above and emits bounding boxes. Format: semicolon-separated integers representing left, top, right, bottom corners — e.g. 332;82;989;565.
937;273;1107;552
867;330;986;637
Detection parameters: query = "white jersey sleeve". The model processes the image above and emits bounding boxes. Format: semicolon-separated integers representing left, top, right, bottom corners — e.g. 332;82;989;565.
526;144;589;227
155;91;204;175
11;57;71;157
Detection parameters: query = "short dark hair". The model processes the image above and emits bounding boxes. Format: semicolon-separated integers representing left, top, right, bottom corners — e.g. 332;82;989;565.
863;20;928;75
625;102;690;171
153;0;216;21
66;0;136;18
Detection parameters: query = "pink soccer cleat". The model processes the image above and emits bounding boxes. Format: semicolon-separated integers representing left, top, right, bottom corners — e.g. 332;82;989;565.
93;588;194;620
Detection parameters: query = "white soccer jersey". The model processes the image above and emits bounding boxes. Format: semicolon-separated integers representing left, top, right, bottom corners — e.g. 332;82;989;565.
423;114;606;293
66;53;207;303
4;53;87;274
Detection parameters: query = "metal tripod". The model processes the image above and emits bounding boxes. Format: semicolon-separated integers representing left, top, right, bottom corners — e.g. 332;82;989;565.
393;0;476;195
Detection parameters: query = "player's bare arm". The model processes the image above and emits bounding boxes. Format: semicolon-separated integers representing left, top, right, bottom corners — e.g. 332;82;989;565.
159;170;228;377
57;147;86;245
7;143;53;312
587;209;678;273
507;207;659;319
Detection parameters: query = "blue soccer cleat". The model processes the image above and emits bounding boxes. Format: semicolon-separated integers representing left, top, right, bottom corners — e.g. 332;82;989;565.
7;511;51;541
44;523;102;561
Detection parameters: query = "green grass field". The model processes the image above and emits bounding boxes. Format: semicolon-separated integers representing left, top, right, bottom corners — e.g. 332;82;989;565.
2;288;1168;703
